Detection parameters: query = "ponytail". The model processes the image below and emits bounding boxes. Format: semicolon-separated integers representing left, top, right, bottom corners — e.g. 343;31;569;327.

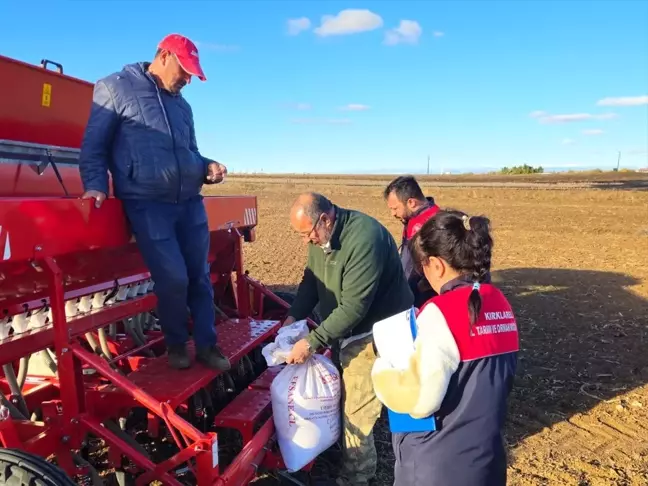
463;214;492;327
411;211;493;328
468;281;482;327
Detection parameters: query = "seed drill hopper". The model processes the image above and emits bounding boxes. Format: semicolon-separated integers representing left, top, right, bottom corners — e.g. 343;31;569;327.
0;54;313;485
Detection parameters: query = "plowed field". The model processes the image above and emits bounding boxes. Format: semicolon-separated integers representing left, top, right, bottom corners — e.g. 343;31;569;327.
209;175;648;486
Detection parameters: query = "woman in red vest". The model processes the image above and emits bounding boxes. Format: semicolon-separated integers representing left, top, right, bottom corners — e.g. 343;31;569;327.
371;209;519;486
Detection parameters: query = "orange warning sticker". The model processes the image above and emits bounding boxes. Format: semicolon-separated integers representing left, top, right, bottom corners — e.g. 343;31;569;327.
42;83;52;107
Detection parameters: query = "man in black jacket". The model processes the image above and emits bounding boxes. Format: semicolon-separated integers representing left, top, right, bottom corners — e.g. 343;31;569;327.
384;175;440;307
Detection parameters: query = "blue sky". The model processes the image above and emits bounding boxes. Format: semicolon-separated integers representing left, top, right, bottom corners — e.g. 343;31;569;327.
2;0;647;174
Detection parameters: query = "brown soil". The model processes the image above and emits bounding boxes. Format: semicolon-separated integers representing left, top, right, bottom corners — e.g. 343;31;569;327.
208;175;648;486
231;170;648;189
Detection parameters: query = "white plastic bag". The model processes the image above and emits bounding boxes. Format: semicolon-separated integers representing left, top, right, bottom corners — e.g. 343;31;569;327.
270;354;342;471
261;320;310;366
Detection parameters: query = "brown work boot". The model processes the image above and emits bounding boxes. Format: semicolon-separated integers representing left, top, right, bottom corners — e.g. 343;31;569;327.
168;345;191;370
196;345;231;371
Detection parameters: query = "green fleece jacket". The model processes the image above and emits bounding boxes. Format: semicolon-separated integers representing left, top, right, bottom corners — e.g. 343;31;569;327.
288;206;414;351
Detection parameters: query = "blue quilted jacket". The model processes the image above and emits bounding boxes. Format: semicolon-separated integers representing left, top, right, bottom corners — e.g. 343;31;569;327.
79;62;209;202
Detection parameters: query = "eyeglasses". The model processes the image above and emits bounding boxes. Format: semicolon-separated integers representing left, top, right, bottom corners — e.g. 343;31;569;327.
300;213;323;238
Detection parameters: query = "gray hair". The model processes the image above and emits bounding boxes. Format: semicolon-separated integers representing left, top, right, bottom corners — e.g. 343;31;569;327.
302;193;333;223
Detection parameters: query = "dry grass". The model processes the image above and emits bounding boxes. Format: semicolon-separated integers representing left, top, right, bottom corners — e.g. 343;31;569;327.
208;175;648;486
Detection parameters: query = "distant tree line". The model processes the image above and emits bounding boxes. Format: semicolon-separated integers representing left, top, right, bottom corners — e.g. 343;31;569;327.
500;164;544;175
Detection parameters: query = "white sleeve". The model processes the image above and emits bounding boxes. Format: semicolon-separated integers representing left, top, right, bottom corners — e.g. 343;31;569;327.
409;302;461;419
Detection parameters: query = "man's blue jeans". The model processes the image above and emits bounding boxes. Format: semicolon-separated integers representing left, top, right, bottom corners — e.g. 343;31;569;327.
122;196;217;348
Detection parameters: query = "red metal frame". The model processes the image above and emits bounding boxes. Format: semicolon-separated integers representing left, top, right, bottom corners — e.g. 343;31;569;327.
0;54;93;148
0;52;313;485
0;203;297;484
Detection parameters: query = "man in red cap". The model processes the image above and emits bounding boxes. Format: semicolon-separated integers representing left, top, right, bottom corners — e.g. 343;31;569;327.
153;33;208;91
79;33;231;371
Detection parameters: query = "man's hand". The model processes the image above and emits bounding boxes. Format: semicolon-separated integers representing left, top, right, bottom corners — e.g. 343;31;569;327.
286;338;312;365
81;190;107;208
282;315;296;328
205;162;227;184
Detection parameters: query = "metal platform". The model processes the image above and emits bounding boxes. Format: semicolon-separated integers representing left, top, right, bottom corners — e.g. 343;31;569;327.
110;319;280;408
248;365;284;390
214;388;272;442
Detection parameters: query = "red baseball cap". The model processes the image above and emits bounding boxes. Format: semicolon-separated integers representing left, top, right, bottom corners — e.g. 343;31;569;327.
158;33;207;82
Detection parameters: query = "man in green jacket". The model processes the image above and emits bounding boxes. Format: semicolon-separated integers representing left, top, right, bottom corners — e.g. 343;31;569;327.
285;192;413;486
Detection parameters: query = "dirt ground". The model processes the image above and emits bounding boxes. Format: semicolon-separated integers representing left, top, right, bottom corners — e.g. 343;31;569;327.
209;175;648;486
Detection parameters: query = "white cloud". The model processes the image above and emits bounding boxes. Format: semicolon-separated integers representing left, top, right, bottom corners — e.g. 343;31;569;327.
384;20;423;45
529;111;618;124
339;103;371;111
596;95;648;107
287;17;311;36
562;138;576;145
582;129;604;135
433;31;445;37
313;9;383;37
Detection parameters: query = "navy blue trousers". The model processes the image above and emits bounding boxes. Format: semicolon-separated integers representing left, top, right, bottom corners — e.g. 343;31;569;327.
392;432;507;486
122;196;217;348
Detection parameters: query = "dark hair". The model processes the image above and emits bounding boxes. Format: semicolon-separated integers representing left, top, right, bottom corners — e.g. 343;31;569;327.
383;175;426;203
303;193;334;223
409;209;493;326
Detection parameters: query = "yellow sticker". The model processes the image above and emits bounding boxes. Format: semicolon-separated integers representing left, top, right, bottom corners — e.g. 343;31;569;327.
42;83;52;107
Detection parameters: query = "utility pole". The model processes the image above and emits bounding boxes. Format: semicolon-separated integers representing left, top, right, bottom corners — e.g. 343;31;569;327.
427;155;430;175
616;151;621;171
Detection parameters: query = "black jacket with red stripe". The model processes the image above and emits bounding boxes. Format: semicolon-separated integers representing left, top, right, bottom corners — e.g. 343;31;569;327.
400;197;439;280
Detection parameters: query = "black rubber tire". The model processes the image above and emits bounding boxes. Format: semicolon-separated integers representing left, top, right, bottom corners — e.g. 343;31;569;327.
0;448;76;486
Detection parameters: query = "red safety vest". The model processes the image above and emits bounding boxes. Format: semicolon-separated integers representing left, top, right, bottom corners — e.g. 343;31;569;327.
402;201;440;243
419;284;520;361
399;280;519;484
400;198;440;282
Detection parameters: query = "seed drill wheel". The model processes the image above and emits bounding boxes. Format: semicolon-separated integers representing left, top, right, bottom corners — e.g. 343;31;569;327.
0;449;76;486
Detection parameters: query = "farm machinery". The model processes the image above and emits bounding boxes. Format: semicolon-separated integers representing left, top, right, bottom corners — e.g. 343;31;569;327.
0;54;315;485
